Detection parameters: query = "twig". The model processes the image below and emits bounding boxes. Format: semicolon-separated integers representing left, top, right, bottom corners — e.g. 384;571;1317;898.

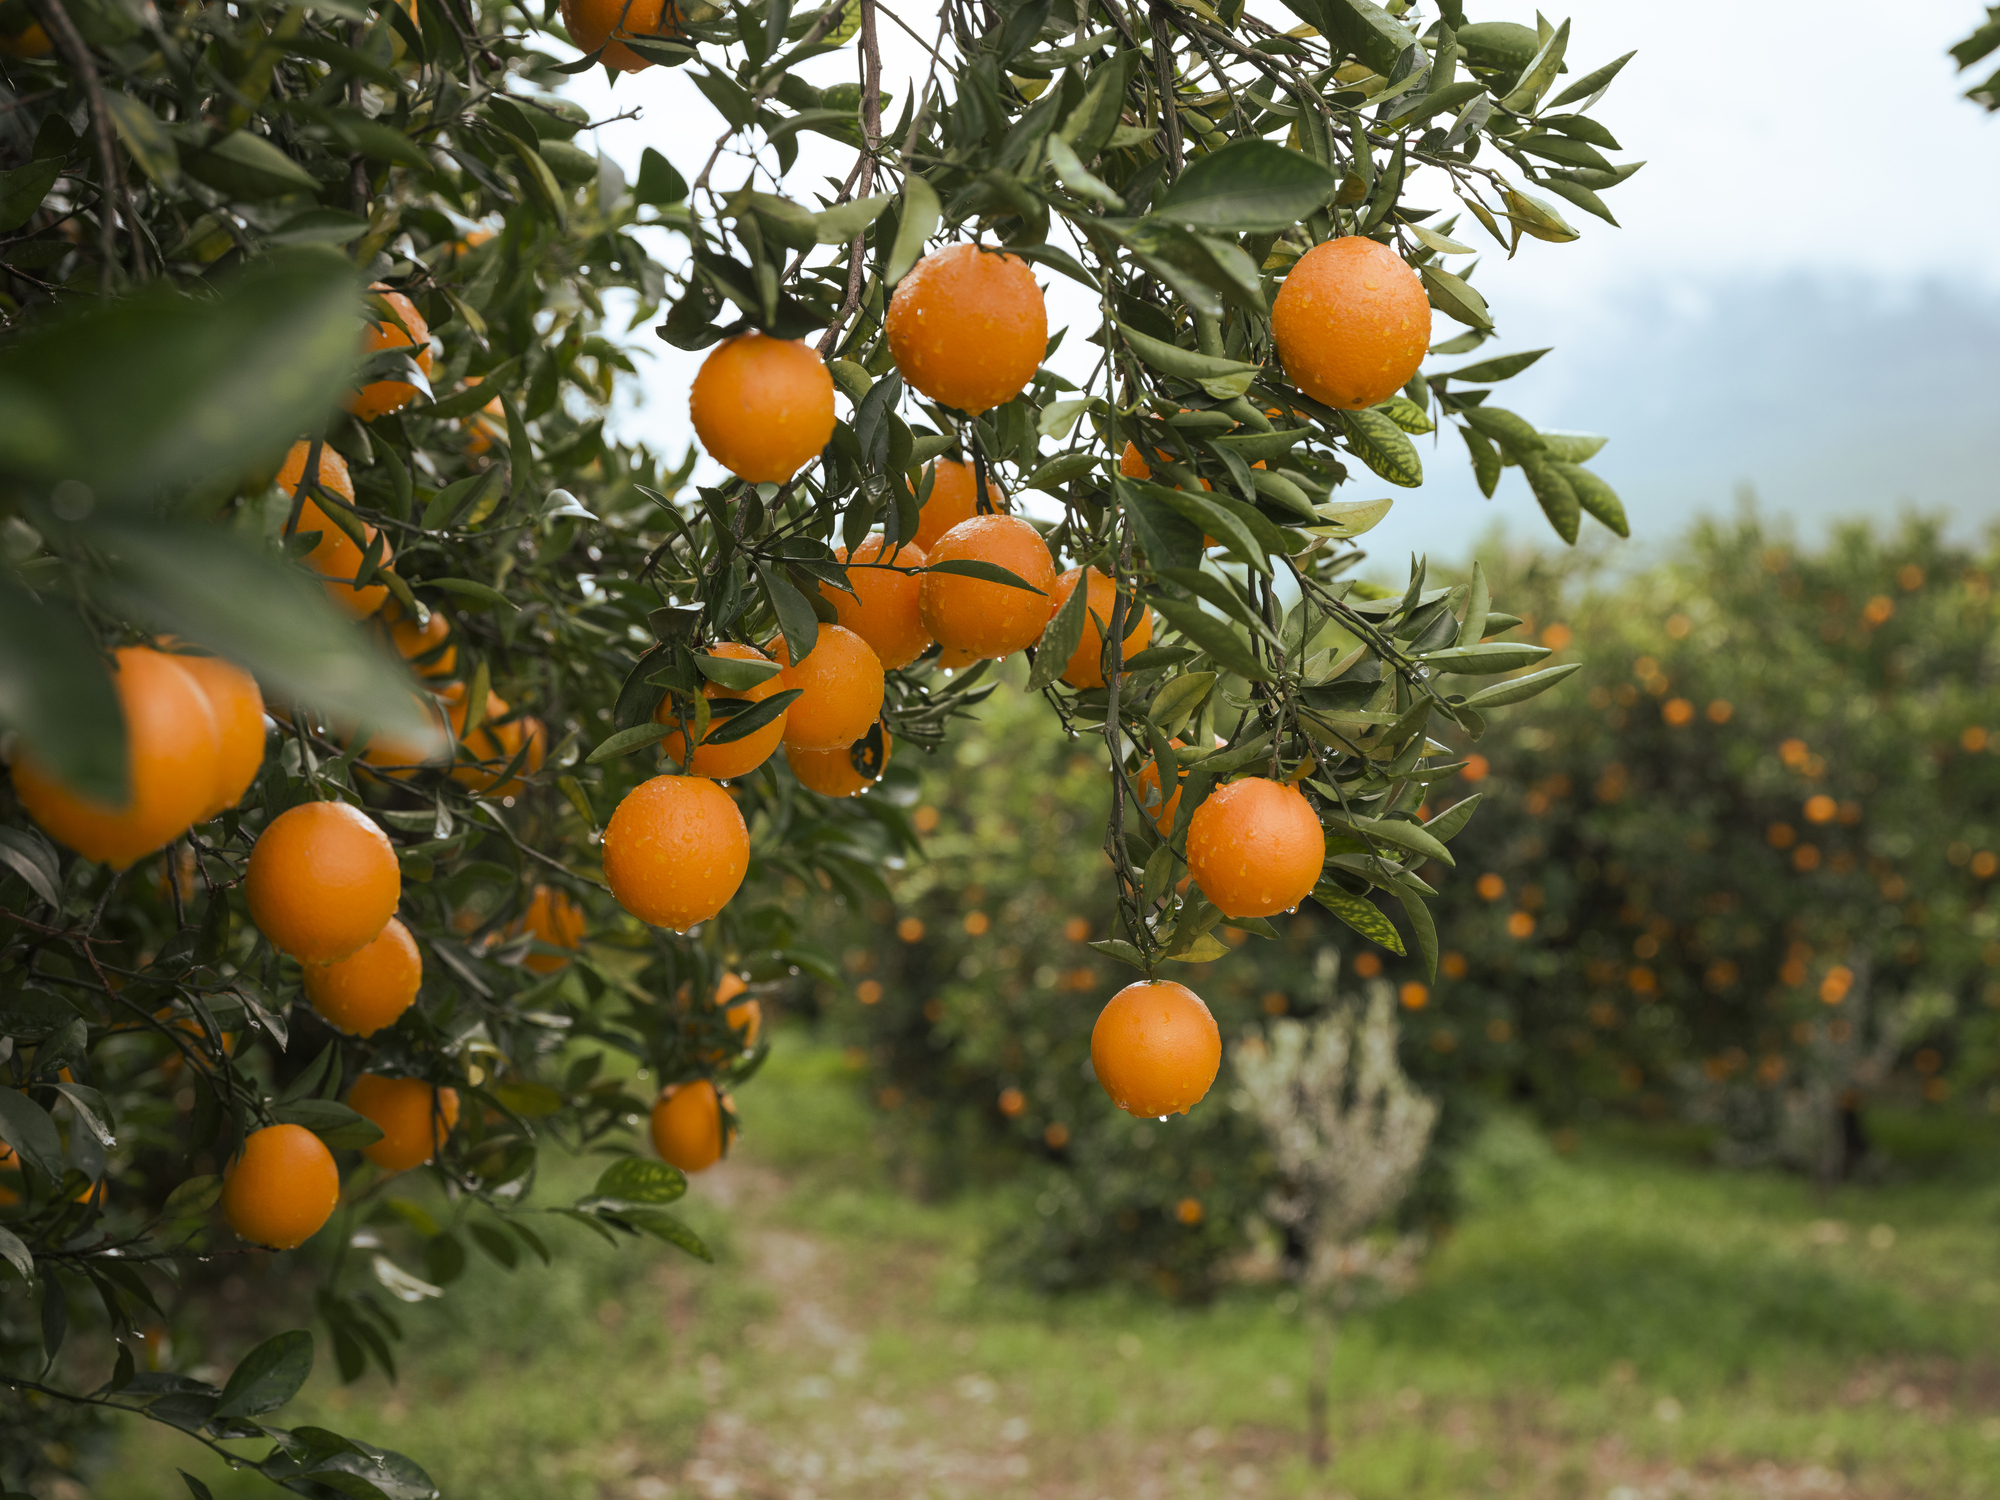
27;0;143;285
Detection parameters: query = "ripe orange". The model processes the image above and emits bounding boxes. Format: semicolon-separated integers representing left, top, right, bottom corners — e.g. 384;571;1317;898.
301;916;421;1037
457;376;506;456
246;800;401;963
657;641;788;779
919;514;1058;660
1186;777;1325;917
276;441;393;618
347;1074;459;1172
770;624;885;751
559;0;679;71
0;1142;20;1205
353;692;453;782
886;244;1047;414
603;775;749;930
381;601;456;680
1090;980;1221;1117
440;683;546;797
914;458;1007;551
934;642;983;671
169;648;267;818
1271;236;1431;411
349;285;434;421
786;726;892;797
222;1123;340;1249
1119;441;1212;491
821;536;932;669
689;332;836;483
12;646;220;869
1135;738;1187;835
1052;568;1153;689
0;19;53;54
512;883;586;973
650;1079;733;1173
717;972;762;1051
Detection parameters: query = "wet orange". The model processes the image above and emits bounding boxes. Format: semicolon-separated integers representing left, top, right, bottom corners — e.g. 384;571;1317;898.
1134;738;1187;835
1185;776;1325;917
559;0;679;71
276;442;393;618
602;775;749;930
1089;980;1221;1117
222;1124;341;1249
918;514;1057;660
382;602;456;680
650;1079;733;1173
689;332;836;483
786;726;892;797
440;683;545;797
301;916;421;1037
770;624;885;751
511;883;586;973
886;244;1047;414
170;648;267;818
914;458;1007;551
245;800;401;963
1271;236;1431;411
12;646;221;869
1052;567;1152;689
347;1074;459;1172
657;641;788;779
349;285;434;421
821;536;932;669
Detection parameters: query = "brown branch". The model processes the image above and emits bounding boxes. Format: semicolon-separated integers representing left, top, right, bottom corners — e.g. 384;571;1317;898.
26;0;143;285
816;0;884;358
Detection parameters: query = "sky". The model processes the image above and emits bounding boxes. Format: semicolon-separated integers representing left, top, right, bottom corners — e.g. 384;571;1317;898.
550;0;2000;564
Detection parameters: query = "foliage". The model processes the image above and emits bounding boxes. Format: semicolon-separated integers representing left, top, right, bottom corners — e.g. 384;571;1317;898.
1952;5;2000;110
0;0;1642;1489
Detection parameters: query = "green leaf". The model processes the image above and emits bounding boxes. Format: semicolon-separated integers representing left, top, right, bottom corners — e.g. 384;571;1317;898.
0;1086;63;1183
180;131;322;199
1552;462;1628;537
1152;139;1338;233
163;1175;225;1218
1303;497;1393;538
272;1099;386;1150
1045;135;1124;209
586;722;673;764
886;176;941;284
1455;561;1489;649
426;576;518;610
1337;409;1423;487
1087;938;1149;970
103;95;180;189
1420;265;1493;331
1115;321;1262;399
0;828;61;908
1150;597;1271;682
1422;641;1550;674
1396;888;1439;982
1501;184;1581;243
924;558;1048;593
703;687;801;744
592;1157;688;1205
1459;423;1501;498
635;147;688;206
1517;449;1580;544
1539;431;1608;462
1536;174;1619;228
0;579;124;805
1331;812;1455;867
1442;347;1549;383
1548;50;1636;110
1462;660;1582;708
1321;0;1419;76
1499;17;1569;114
1023;451;1099;491
1423;792;1481;843
0;252;360;497
1149;670;1215;735
622;1209;714;1261
755;560;821;666
0;1224;31;1282
1460;405;1544;456
1027;567;1092;691
694;652;782;690
813;191;892;244
1134;482;1269;574
215;1330;314;1419
1311;883;1405;954
0;159;60;234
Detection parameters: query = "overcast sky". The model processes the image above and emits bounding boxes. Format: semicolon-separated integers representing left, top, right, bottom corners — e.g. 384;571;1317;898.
554;1;2000;562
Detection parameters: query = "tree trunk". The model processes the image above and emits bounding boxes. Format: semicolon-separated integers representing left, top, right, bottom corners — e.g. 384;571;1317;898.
1306;1300;1339;1470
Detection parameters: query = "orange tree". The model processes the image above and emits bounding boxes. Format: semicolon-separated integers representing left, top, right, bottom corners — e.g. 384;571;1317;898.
1;0;1638;1488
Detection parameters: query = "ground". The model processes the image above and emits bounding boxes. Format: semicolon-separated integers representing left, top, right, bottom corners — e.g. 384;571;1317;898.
107;1037;2000;1500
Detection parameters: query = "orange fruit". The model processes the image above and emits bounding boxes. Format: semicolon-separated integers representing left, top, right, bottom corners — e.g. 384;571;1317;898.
349;285;434;421
885;244;1047;414
603;775;749;930
0;1142;20;1205
1052;568;1153;689
559;0;679;71
276;441;393;618
440;683;545;797
1089;980;1221;1116
347;1074;459;1172
221;1123;340;1249
382;601;456;680
769;623;885;751
1271;236;1431;411
353;692;453;782
301;916;421;1037
1185;776;1325;917
169;648;267;818
821;536;932;669
718;973;762;1051
511;883;586;973
657;641;788;780
786;726;891;797
0;20;53;55
1119;441;1212;491
689;332;837;483
12;646;220;869
919;514;1057;660
935;642;984;671
914;459;1007;551
1135;738;1187;835
246;800;401;963
650;1079;733;1173
457;376;506;455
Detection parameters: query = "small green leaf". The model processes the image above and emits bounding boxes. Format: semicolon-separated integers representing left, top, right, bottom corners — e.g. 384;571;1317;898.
272;1099;385;1150
924;558;1047;593
1116;321;1262;398
1462;661;1582;708
592;1156;688;1205
1087;938;1149;970
1152;139;1338;233
1421;265;1493;331
1442;347;1549;384
1151;597;1271;682
1422;641;1551;674
586;722;673;764
693;653;782;690
1553;462;1629;537
1149;670;1215;735
1304;497;1393;539
0;159;61;233
886;176;941;284
1337;409;1423;487
1311;883;1405;954
214;1330;314;1418
1423;793;1482;843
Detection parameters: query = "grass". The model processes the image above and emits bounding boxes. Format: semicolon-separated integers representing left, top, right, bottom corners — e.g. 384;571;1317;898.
105;1034;2000;1499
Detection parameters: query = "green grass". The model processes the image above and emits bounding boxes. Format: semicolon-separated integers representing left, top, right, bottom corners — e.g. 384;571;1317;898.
106;1035;2000;1499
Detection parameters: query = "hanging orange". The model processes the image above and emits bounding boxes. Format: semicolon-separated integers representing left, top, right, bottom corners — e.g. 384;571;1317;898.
886;244;1047;414
1090;980;1221;1117
245;800;401;963
769;623;885;751
440;683;545;797
918;514;1057;660
11;646;220;870
221;1124;341;1249
650;1079;733;1173
1051;568;1153;689
276;441;393;618
381;601;456;680
785;725;892;797
353;692;453;782
1271;236;1431;411
1185;776;1325;918
689;332;837;483
301;916;422;1037
347;1074;459;1172
657;641;788;780
169;648;267;819
349;285;434;421
511;883;586;973
821;536;931;669
559;0;680;72
602;775;749;930
914;458;1007;551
